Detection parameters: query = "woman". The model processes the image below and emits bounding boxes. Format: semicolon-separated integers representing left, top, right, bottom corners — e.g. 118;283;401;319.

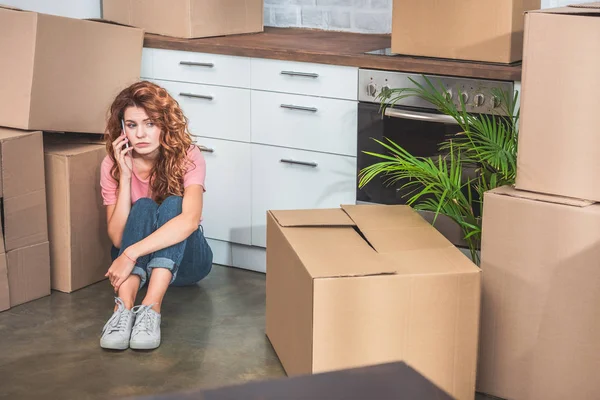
99;81;213;351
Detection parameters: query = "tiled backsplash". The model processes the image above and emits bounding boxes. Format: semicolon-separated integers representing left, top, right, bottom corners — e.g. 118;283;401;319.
264;0;592;34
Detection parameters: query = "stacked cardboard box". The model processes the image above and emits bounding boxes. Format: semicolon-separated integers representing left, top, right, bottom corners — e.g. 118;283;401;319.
390;0;541;63
102;0;264;39
266;205;481;400
0;129;50;311
43;134;113;293
0;6;143;310
477;5;600;399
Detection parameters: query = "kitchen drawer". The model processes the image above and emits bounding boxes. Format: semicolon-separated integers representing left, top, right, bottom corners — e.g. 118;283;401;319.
141;48;153;79
251;58;358;100
152;48;251;88
251;90;357;156
251;144;357;247
195;136;252;245
155;79;250;142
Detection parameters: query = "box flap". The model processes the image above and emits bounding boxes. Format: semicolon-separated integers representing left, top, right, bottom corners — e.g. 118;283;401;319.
0;4;26;12
341;204;452;253
489;186;594;207
270;209;356;228
44;141;104;157
529;2;600;15
283;225;397;279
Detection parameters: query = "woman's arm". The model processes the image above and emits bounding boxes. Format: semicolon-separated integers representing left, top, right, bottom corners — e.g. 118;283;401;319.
124;184;204;261
106;177;132;248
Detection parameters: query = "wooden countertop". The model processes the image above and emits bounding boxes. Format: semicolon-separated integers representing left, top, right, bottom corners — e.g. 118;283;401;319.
144;27;522;82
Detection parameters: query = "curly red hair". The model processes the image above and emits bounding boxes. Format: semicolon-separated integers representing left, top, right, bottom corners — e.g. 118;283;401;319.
105;80;196;204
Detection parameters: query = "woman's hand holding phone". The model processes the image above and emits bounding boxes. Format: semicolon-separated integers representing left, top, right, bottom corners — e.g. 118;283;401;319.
113;125;133;179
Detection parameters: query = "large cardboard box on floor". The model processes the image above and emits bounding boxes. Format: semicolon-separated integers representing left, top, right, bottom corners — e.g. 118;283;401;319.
391;0;540;63
478;186;600;400
516;4;600;201
266;205;481;400
44;135;111;293
0;6;143;133
102;0;264;39
0;128;51;310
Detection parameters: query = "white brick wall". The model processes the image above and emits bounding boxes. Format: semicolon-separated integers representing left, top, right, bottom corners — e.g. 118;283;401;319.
265;0;592;34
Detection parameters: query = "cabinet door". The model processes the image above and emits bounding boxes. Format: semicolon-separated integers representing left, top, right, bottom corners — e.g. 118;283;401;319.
154;79;251;142
251;90;357;156
251;58;358;100
251;144;357;247
197;137;252;246
152;48;251;88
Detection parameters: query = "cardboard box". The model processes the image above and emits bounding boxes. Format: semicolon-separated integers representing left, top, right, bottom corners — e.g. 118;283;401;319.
391;0;541;63
478;186;600;400
0;253;8;312
102;0;264;39
266;205;481;400
44;137;111;293
0;128;48;252
7;241;51;308
0;6;143;133
516;4;600;201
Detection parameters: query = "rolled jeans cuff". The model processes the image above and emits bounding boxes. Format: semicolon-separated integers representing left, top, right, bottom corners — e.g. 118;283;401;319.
130;266;148;289
147;257;178;284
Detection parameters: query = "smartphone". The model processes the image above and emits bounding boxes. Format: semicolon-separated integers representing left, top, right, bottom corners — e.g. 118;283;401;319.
121;119;129;149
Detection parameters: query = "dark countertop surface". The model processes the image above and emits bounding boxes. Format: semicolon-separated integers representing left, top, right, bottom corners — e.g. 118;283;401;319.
144;27;522;82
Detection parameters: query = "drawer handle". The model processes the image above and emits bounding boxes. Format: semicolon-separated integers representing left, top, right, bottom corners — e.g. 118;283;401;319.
280;104;318;113
280;70;319;78
199;146;215;153
180;92;214;101
280;159;318;168
180;61;214;68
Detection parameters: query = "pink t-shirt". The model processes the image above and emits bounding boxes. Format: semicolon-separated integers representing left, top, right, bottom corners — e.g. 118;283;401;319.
100;146;206;206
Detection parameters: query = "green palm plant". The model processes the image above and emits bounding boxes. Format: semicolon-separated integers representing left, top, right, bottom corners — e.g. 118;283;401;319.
358;76;519;265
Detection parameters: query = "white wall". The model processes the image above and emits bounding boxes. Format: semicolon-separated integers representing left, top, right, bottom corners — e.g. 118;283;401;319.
1;0;101;19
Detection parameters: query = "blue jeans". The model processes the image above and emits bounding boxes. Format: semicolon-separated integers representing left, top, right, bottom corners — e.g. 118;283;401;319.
111;196;213;289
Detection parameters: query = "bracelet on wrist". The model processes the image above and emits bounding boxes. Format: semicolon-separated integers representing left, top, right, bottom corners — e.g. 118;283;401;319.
123;251;136;263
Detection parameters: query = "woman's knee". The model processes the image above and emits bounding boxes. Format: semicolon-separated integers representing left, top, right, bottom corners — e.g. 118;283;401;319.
130;198;158;217
157;196;183;221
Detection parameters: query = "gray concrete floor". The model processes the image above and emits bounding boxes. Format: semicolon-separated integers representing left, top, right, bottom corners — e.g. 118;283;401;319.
0;265;495;400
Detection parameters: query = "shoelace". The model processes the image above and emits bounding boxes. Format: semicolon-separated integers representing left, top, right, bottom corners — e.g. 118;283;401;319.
131;304;156;337
102;297;130;335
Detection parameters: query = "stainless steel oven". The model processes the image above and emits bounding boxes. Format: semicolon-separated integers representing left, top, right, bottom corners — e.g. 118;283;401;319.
356;68;513;245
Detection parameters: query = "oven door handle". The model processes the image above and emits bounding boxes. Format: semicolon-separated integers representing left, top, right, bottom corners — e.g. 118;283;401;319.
384;108;459;125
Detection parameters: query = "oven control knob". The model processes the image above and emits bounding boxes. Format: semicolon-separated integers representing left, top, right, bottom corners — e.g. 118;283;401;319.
473;93;485;107
460;92;469;104
443;90;453;101
491;96;501;108
366;83;378;97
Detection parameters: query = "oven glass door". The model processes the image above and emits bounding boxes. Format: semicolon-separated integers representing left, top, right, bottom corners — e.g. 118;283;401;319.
357;102;464;205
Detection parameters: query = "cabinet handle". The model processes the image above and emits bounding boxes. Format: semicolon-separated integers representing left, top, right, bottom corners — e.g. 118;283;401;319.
280;159;318;168
180;61;214;68
199;146;214;153
280;104;318;113
180;92;213;101
280;70;319;78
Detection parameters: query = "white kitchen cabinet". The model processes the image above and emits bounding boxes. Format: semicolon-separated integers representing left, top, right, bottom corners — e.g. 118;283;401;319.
251;90;357;156
251;58;358;100
195;137;252;246
151;48;251;88
153;79;251;142
251;144;357;247
141;46;359;273
141;48;154;79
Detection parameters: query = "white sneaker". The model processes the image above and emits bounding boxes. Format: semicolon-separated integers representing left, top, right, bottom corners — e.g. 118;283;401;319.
100;297;134;350
130;304;161;350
